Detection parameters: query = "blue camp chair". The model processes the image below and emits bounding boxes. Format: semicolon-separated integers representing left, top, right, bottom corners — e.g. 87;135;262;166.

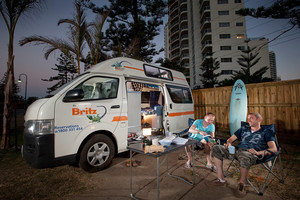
225;122;284;195
184;118;226;169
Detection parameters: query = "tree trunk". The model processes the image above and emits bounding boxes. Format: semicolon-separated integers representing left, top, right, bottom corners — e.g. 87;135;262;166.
1;57;14;149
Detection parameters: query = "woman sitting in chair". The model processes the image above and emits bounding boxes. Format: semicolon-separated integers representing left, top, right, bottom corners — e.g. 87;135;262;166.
185;112;216;169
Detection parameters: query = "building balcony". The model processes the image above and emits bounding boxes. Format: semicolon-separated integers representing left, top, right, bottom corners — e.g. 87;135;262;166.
170;19;179;26
181;53;189;59
199;0;209;10
181;25;188;31
200;17;211;31
170;35;180;43
170;11;179;20
180;7;187;12
201;52;213;62
203;6;210;12
200;22;211;34
170;0;179;11
181;16;188;21
201;40;212;50
201;31;211;42
203;28;211;34
171;52;180;59
180;0;187;5
182;62;190;68
181;34;188;38
200;10;210;23
171;43;180;51
170;46;180;55
171;27;180;35
181;43;189;50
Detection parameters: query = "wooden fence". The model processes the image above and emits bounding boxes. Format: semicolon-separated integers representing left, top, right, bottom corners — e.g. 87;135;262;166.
192;79;300;142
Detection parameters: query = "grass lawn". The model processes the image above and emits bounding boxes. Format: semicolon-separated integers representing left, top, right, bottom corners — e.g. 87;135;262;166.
0;149;96;200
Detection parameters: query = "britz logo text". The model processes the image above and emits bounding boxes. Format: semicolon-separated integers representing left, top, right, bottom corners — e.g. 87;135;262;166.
72;108;97;115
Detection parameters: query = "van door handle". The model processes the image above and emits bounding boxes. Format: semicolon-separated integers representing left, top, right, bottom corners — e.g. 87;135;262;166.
111;105;120;109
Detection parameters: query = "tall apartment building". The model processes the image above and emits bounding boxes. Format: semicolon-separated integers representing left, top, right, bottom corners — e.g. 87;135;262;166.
269;51;278;80
165;0;272;88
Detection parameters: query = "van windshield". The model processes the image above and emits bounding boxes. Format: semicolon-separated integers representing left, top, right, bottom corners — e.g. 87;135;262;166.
52;72;90;95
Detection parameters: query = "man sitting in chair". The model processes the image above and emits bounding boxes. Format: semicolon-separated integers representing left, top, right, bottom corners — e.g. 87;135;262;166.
185;113;216;169
209;112;277;197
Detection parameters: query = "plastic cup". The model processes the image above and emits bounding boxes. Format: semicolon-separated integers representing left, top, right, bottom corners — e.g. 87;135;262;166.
152;138;159;146
228;145;235;154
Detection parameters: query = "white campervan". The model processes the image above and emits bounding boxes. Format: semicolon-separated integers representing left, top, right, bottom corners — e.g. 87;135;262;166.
22;57;194;172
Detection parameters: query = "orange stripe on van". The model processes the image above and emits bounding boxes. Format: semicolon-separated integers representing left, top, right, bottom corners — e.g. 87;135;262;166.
112;116;128;122
168;111;194;117
173;77;185;81
124;66;144;71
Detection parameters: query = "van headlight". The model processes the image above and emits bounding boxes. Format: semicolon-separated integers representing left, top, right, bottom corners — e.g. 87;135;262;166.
24;119;54;135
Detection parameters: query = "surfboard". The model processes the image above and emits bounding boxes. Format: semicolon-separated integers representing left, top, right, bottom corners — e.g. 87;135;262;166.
229;79;247;136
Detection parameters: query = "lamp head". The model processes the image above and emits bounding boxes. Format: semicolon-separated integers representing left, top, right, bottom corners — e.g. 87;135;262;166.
142;128;152;137
18;79;22;83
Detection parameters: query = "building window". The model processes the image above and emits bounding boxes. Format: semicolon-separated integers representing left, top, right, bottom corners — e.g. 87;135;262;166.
238;46;245;50
234;0;242;3
236;22;243;26
221;70;233;74
218;0;228;4
237;34;244;39
221;58;232;62
218;10;229;15
219;22;230;27
220;46;231;50
220;34;231;39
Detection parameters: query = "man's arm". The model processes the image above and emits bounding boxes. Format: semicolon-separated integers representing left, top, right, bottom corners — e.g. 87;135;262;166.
247;141;277;156
210;131;215;139
188;124;208;135
188;125;199;134
224;135;238;148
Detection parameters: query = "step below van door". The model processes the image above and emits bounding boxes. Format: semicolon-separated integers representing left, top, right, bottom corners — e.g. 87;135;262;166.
163;84;194;134
54;75;126;157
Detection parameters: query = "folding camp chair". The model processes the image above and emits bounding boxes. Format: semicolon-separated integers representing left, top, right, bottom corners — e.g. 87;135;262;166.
225;122;284;195
179;118;226;169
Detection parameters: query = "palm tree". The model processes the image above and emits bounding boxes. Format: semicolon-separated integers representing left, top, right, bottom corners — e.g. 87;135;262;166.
0;0;42;149
85;8;111;66
20;1;111;73
57;1;90;74
20;1;89;74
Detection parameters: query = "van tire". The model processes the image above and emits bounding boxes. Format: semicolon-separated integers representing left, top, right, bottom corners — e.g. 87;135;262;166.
79;134;115;173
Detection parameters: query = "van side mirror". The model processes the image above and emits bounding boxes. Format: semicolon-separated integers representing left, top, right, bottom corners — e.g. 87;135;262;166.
63;89;84;102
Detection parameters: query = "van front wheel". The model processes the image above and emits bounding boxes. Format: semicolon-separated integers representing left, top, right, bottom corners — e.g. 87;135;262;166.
79;134;115;173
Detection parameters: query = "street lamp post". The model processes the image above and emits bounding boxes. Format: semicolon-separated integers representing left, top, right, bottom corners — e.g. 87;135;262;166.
18;73;28;110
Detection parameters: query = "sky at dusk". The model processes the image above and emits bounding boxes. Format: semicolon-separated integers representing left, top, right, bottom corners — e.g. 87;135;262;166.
0;0;299;98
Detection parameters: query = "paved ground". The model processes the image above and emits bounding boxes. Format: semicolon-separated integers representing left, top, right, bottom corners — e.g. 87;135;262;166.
68;148;283;200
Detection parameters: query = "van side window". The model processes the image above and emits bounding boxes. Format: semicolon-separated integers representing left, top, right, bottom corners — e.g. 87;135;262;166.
144;64;173;81
166;85;193;104
74;76;119;100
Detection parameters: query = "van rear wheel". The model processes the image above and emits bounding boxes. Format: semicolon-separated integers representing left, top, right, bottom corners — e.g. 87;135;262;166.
79;134;115;173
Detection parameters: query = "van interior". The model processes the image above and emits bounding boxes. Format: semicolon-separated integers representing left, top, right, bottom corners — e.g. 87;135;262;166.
126;81;164;139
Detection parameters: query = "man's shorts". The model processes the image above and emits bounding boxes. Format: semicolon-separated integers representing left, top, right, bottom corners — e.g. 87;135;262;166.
212;145;258;169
